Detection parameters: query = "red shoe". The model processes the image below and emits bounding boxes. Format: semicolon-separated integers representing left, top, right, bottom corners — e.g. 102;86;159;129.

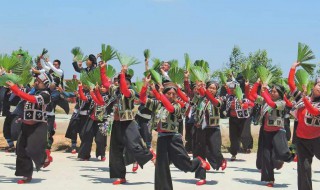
132;162;139;172
43;149;53;168
197;156;210;170
196;179;206;186
293;155;298;162
71;149;77;154
221;159;227;171
266;181;274;187
150;149;156;164
101;156;106;162
17;176;32;184
113;178;126;185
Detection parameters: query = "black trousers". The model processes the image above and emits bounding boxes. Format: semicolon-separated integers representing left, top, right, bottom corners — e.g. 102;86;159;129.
78;118;107;159
65;114;88;143
155;134;201;190
3;112;14;140
241;117;253;150
292;120;299;145
184;119;194;153
15;122;47;177
284;118;291;141
11;115;22;141
229;117;247;156
0;87;10;116
47;115;55;150
261;129;293;182
109;120;153;179
136;116;152;149
193;126;224;179
296;137;320;190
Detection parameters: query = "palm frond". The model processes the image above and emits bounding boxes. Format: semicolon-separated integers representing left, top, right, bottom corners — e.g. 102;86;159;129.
295;69;309;92
189;66;209;82
132;77;144;93
116;52;140;67
184;53;191;71
256;66;273;85
300;63;316;75
219;72;228;85
194;60;210;74
144;49;150;60
0;55;19;73
101;44;117;62
297;42;315;63
151;58;162;70
150;69;162;84
80;71;94;89
235;85;243;101
106;64;117;79
241;61;255;81
168;67;184;85
169;59;179;69
19;69;33;86
128;68;134;78
41;48;48;56
0;73;22;86
65;79;79;92
307;81;314;95
71;47;83;57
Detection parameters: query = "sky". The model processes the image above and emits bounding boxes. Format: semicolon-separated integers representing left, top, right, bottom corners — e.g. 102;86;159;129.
0;0;319;79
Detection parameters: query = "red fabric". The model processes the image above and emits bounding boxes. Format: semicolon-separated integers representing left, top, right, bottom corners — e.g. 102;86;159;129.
226;86;232;95
261;90;276;108
90;91;103;106
176;99;186;108
160;95;175;113
78;85;88;101
198;87;206;97
284;95;293;108
249;82;260;101
205;90;219;106
184;80;193;98
177;88;189;102
140;85;148;104
10;85;36;103
242;102;255;109
288;68;296;93
100;66;111;89
94;88;105;105
152;88;161;100
119;73;132;98
303;97;320;116
296;107;320;139
245;83;250;99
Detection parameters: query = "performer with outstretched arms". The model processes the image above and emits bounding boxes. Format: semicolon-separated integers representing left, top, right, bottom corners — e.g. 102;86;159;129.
140;76;210;190
6;72;53;184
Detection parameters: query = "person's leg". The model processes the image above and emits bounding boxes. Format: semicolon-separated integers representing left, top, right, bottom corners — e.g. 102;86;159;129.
296;137;314;190
155;136;172;190
272;129;294;162
94;121;107;159
206;127;225;170
229;117;241;158
109;121;126;179
185;120;194;153
3;113;15;150
256;124;264;170
46;115;56;150
77;119;94;160
193;128;207;180
261;131;275;183
241;117;253;152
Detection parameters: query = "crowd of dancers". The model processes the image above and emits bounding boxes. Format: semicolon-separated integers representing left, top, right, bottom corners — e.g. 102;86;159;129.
0;46;319;190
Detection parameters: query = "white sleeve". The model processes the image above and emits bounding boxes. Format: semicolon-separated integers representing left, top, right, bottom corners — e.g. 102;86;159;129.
45;61;63;77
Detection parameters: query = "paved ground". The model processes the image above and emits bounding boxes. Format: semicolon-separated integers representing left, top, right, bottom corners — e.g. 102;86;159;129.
1;151;320;190
1;115;320;189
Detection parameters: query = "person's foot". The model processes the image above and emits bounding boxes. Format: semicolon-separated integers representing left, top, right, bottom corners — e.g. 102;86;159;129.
245;149;251;154
266;181;274;187
197;156;210;170
101;156;106;162
221;159;227;171
5;146;15;153
196;179;206;186
43;149;53;168
71;149;77;154
132;162;139;172
150;148;156;165
113;178;126;185
17;176;32;184
231;156;236;161
293;155;298;162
